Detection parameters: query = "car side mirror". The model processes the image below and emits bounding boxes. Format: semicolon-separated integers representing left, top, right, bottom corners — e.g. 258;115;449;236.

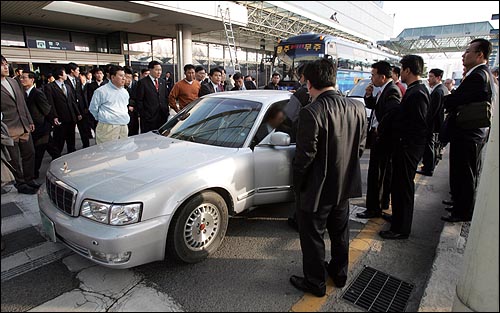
269;132;290;146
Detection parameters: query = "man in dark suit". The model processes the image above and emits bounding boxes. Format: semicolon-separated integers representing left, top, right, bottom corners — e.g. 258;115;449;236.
86;67;107;132
290;59;367;297
264;73;281;90
418;68;449;176
44;67;81;158
199;67;223;97
124;67;139;136
66;62;90;148
135;61;170;133
1;55;38;194
356;61;402;219
21;71;52;179
231;72;257;91
441;39;493;223
380;55;430;240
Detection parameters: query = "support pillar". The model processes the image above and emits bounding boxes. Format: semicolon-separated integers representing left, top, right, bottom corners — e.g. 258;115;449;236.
175;24;192;79
452;92;499;311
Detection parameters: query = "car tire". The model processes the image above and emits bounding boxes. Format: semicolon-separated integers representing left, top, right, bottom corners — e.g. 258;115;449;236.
167;191;229;263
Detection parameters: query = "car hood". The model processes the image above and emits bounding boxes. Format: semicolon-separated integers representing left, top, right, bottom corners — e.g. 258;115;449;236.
48;133;236;200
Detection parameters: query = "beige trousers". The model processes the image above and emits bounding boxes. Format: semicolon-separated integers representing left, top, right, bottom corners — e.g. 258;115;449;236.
95;123;128;144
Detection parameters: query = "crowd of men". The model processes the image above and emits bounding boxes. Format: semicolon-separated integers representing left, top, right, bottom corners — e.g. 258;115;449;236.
1;38;498;295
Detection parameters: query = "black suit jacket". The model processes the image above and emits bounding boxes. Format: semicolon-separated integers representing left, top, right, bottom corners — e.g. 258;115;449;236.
45;81;80;124
364;81;401;139
136;76;170;132
25;87;52;136
231;81;258;91
444;64;491;143
66;77;86;113
199;81;217;97
294;90;367;213
392;81;430;145
428;83;449;133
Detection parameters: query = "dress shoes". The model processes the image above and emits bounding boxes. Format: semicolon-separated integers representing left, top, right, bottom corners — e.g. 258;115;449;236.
356;210;381;219
26;180;41;189
289;275;326;297
16;184;38;195
441;214;471;223
442;200;454;206
379;230;409;240
381;212;392;223
416;170;433;176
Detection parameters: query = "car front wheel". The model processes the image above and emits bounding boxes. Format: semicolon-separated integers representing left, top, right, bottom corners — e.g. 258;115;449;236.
167;191;229;263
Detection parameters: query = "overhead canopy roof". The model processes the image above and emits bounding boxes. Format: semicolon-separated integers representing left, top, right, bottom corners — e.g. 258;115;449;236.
215;0;374;50
377;21;499;63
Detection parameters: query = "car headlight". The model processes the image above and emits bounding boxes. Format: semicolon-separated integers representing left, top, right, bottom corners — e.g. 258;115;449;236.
81;200;142;225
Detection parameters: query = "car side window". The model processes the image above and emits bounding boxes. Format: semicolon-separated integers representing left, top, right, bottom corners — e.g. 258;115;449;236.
251;100;292;149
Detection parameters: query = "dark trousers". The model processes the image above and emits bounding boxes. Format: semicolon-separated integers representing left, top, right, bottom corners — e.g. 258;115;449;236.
128;111;139;136
34;142;47;178
390;141;425;235
52;122;76;157
449;140;485;219
76;115;90;148
296;199;349;290
422;133;439;172
6;135;35;185
366;137;392;213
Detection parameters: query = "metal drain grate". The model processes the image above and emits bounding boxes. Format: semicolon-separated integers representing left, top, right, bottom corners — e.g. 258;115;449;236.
342;266;414;312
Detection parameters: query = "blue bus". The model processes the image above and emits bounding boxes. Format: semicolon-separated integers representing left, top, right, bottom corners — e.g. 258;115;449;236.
272;33;399;93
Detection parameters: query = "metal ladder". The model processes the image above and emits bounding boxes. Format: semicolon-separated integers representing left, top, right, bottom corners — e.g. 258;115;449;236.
219;5;240;73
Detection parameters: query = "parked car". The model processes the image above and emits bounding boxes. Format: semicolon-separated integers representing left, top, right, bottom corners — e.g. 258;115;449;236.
345;78;380;121
38;91;296;268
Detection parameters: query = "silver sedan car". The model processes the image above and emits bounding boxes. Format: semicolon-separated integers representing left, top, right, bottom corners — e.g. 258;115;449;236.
38;90;295;268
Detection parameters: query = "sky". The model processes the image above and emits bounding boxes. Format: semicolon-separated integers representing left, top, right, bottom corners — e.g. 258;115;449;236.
382;1;499;38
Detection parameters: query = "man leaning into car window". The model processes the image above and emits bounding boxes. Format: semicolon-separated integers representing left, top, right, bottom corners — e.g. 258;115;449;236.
251;104;287;148
89;65;130;144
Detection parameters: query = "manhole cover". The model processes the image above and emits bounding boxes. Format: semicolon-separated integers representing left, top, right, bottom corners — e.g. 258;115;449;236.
342;266;414;312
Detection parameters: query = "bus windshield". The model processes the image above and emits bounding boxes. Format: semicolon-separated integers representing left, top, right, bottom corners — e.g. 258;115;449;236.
273;33;399;94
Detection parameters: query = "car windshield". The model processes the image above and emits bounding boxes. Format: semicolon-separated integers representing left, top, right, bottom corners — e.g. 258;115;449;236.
158;97;262;148
347;79;371;97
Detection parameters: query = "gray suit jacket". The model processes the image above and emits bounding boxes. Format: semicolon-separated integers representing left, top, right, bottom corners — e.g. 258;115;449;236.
1;77;33;139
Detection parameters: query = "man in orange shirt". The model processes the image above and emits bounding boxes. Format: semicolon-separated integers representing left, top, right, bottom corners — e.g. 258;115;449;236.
168;64;200;113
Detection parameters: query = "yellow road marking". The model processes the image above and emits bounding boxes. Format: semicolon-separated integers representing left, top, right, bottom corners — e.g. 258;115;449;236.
290;175;425;312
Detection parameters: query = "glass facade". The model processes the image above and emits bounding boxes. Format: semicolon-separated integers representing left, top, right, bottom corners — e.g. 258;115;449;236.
1;22;267;81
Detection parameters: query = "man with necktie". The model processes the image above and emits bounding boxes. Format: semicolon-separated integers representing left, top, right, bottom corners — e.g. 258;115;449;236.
199;67;223;97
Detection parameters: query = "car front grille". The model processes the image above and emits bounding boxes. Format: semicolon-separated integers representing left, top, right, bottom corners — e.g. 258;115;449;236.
46;172;78;216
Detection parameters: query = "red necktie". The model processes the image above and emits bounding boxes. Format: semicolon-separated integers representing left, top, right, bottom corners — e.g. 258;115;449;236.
155;79;159;92
218;84;224;92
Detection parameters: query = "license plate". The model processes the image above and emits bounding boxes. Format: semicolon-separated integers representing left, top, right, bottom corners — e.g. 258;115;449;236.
40;212;56;242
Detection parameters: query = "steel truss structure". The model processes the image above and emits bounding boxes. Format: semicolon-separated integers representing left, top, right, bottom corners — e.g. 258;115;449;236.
377;22;499;64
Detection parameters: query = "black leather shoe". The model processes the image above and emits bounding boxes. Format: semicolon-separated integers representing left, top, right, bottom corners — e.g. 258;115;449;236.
444;207;454;213
26;180;41;189
356;210;381;219
379;230;409;240
287;218;299;232
381;212;392;223
289;275;326;297
441;215;471;223
442;200;454;206
416;170;433;176
16;184;38;195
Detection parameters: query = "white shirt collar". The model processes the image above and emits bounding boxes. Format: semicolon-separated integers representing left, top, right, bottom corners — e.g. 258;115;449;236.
26;85;35;96
211;81;219;91
466;63;486;77
377;79;392;102
184;79;194;85
149;75;158;84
